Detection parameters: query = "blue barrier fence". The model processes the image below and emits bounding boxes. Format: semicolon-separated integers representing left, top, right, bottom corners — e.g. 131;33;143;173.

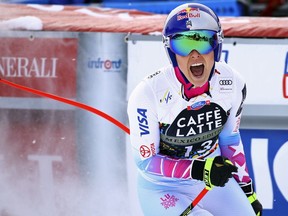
241;128;288;216
5;0;85;4
6;0;245;16
102;0;245;16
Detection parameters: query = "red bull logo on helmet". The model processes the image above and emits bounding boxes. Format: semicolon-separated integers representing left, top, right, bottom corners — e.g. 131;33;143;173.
177;7;200;21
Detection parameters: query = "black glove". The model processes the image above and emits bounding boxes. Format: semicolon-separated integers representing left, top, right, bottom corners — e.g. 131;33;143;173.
240;181;263;216
191;156;238;190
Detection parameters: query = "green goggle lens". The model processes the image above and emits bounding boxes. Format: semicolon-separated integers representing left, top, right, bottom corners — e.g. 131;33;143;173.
169;30;219;56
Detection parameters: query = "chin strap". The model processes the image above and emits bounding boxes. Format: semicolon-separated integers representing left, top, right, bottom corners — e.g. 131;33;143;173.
174;66;210;99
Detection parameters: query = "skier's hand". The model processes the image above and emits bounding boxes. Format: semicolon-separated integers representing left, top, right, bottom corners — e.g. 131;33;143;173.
191;156;238;190
240;181;263;216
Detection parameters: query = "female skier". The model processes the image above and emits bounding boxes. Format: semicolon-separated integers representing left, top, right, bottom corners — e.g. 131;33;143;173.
127;3;262;215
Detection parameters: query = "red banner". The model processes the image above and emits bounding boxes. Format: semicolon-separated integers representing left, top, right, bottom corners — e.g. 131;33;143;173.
0;37;77;98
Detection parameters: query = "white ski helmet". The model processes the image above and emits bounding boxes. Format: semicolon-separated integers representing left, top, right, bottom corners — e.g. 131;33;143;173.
163;3;224;66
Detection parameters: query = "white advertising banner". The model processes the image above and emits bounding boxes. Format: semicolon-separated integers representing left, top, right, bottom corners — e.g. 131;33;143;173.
222;38;288;105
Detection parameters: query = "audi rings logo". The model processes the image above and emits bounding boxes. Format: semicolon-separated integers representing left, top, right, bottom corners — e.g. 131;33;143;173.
219;79;233;85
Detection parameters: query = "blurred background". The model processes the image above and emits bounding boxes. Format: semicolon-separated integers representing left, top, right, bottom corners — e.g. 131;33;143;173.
0;0;287;216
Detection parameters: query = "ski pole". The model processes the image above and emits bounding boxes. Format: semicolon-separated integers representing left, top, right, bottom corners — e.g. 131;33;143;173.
180;187;209;216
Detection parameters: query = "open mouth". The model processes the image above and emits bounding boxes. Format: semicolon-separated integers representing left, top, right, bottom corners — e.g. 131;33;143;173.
190;63;204;77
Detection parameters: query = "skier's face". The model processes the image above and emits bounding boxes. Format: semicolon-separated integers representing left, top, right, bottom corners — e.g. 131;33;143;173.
176;50;214;87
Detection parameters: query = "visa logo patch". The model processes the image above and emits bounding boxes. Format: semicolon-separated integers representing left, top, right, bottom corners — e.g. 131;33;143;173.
137;108;150;136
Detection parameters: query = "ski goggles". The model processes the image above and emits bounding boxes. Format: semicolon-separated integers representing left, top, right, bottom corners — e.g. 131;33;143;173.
169;30;219;56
